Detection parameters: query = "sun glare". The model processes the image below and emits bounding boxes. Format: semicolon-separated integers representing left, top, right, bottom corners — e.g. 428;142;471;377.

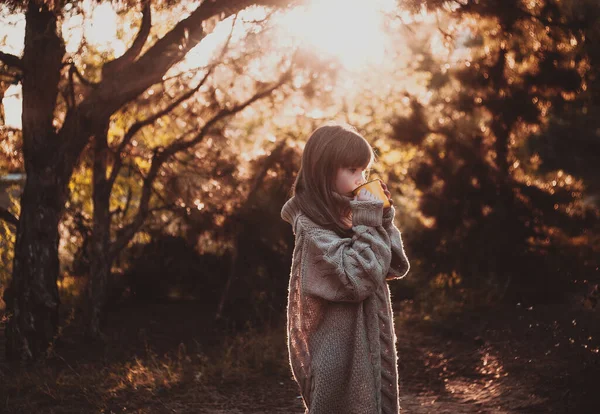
86;3;121;53
279;0;396;70
0;0;401;128
3;85;22;129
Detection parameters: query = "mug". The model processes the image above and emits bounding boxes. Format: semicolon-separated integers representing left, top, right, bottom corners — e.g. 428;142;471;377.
352;179;391;208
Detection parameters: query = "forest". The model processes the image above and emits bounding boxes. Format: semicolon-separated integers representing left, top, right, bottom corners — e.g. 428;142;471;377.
1;0;599;412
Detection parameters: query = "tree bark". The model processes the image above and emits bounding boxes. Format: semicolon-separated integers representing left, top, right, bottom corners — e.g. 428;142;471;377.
4;0;295;361
4;1;66;361
4;174;65;360
85;121;111;341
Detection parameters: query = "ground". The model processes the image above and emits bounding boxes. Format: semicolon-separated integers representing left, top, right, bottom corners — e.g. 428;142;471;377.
1;296;599;413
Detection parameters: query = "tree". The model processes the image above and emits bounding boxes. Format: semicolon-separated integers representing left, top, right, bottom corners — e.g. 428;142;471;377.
391;0;598;302
0;0;300;362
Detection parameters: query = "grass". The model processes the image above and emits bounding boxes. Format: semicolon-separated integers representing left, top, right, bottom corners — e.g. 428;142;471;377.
2;287;600;413
0;300;301;414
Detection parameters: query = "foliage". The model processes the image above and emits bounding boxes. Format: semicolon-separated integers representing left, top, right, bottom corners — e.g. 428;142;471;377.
2;0;599;341
0;188;19;311
389;0;600;303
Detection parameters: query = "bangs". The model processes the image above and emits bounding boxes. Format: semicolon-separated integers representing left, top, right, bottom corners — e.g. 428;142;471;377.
336;132;375;169
292;122;375;236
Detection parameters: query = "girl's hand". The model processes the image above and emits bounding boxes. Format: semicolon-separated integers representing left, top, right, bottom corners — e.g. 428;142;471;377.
379;181;394;208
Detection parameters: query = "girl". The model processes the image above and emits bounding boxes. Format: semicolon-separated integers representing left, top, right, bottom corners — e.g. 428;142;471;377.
281;122;410;414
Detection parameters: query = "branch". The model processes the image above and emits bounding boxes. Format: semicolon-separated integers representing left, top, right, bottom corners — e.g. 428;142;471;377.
58;0;296;184
70;62;97;88
0;206;18;226
108;69;291;259
436;12;456;44
159;65;212;84
107;17;239;188
66;65;75;109
169;69;292;156
88;0;268;117
108;71;210;188
102;1;152;79
0;51;23;71
108;164;134;221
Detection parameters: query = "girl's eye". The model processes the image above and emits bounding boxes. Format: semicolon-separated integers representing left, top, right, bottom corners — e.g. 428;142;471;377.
349;168;357;173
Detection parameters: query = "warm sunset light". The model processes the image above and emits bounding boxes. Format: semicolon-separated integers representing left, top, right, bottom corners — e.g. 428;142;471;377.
279;0;396;70
2;85;21;129
1;0;600;412
0;0;400;127
184;0;398;72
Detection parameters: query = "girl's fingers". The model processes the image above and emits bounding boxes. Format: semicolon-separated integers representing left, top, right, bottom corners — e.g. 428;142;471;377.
380;182;393;203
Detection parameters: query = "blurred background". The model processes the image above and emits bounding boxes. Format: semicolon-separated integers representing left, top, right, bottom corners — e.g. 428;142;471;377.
1;0;599;412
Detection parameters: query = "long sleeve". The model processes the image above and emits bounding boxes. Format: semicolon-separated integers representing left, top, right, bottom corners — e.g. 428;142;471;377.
302;200;393;302
382;206;410;279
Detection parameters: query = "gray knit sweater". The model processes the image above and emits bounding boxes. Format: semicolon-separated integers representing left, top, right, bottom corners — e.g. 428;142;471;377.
281;197;410;414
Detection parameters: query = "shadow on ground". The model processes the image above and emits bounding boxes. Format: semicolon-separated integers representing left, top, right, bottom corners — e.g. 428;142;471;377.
1;296;599;413
396;299;600;413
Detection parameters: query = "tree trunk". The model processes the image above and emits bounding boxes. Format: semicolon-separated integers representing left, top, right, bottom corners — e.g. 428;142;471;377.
4;176;64;360
3;0;294;361
215;233;240;321
85;125;111;341
4;2;66;361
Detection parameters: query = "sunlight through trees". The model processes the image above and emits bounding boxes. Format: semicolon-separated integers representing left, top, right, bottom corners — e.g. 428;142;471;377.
0;0;599;365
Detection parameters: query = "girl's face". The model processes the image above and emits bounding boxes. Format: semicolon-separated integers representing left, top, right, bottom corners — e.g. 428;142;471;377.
334;165;369;196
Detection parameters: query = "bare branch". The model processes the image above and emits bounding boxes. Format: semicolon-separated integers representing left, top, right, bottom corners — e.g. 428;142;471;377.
169;68;292;156
106;15;242;189
159;65;212;84
435;12;456;44
215;13;238;64
86;0;270;118
108;72;211;188
0;51;23;71
108;67;291;259
102;1;152;79
108;165;134;222
57;0;297;199
121;181;134;219
0;206;18;227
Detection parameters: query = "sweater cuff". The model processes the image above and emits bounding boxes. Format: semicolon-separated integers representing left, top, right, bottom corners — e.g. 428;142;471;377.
382;205;395;226
350;200;383;227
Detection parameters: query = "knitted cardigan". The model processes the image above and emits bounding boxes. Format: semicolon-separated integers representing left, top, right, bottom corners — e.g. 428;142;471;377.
281;197;410;414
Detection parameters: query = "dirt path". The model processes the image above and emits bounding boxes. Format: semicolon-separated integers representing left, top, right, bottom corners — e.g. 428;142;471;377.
2;299;599;413
394;300;600;413
156;299;598;414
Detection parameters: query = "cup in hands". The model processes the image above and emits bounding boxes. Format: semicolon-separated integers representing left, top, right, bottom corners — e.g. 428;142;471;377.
352;179;391;208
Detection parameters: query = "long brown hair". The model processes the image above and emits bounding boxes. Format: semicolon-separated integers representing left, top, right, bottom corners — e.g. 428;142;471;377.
292;122;375;235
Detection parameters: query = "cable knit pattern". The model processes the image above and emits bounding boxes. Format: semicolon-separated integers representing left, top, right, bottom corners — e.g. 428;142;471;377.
281;197;410;414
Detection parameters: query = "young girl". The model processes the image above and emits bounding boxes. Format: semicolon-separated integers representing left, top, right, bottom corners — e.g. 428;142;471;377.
281;122;410;414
